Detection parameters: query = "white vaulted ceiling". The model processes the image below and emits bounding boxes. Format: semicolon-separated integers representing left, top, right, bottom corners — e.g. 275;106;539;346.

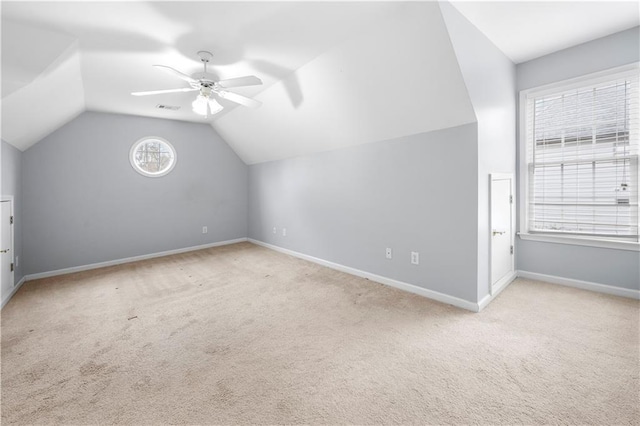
2;1;638;162
215;2;476;164
1;20;85;150
449;1;639;64
2;1;409;154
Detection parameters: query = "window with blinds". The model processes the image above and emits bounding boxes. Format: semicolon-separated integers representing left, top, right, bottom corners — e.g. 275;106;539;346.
524;67;639;241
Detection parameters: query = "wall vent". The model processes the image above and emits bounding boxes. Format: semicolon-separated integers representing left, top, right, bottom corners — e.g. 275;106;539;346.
156;104;181;110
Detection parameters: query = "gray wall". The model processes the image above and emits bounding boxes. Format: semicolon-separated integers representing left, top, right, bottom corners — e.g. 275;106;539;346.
440;2;517;301
516;26;640;290
1;140;24;288
249;123;479;302
517;27;640;91
518;240;639;290
22;112;248;275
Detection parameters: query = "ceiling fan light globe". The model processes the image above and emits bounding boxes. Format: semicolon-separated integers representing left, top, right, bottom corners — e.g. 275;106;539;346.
208;98;224;115
192;95;209;116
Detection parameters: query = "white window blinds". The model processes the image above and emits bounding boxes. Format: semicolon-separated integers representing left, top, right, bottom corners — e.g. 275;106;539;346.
525;68;639;240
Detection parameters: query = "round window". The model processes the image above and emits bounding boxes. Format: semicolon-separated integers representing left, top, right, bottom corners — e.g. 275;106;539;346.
130;137;176;177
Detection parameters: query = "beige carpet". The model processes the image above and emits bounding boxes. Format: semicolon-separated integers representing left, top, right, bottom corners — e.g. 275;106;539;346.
1;242;638;424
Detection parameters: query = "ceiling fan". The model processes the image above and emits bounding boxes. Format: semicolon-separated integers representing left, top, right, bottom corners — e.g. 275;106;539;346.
132;51;263;117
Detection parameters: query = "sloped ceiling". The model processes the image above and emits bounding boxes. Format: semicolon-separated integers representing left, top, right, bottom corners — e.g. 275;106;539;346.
216;2;475;164
2;1;475;160
2;20;77;98
2;21;85;150
450;1;639;64
3;1;635;163
1;1;407;153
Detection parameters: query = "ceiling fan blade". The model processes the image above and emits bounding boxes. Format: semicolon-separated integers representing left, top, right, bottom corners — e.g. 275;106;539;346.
216;90;262;108
153;65;198;84
217;75;262;88
132;87;198;96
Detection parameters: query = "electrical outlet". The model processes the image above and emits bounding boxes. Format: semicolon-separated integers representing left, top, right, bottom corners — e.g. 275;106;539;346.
385;248;392;259
411;251;420;265
282;228;287;237
15;256;19;267
273;227;277;234
202;226;208;234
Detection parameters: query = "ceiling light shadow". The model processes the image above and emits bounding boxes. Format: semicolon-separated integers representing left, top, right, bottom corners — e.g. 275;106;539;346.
249;59;303;108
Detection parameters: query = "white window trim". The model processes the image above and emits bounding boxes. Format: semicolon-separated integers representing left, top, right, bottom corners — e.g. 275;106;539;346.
518;62;640;251
130;136;177;178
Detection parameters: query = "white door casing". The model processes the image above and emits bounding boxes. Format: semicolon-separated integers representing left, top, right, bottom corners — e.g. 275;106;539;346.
1;198;14;301
490;174;515;295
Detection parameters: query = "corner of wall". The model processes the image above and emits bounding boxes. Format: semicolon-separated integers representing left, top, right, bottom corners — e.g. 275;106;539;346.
437;2;478;124
439;1;517;303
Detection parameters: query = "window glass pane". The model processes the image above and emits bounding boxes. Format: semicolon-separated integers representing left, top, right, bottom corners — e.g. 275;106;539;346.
527;71;639;239
130;138;176;177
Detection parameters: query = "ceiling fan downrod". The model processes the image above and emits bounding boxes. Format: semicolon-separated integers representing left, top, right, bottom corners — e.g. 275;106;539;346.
197;50;214;74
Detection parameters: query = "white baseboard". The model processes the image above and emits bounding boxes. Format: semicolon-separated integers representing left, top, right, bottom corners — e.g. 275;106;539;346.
248;239;479;312
517;270;640;300
24;238;248;281
477;271;518;312
1;276;26;310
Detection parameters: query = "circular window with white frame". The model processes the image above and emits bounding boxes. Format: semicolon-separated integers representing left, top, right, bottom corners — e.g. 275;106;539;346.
130;137;177;177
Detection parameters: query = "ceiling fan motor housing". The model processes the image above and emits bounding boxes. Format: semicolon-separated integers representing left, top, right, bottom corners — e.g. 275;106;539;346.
191;72;218;84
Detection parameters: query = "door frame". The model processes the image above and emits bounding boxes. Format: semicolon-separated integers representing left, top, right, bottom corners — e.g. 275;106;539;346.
1;196;15;290
489;173;515;296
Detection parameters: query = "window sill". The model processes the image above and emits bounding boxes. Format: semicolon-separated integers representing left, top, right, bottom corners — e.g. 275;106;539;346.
518;233;639;252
